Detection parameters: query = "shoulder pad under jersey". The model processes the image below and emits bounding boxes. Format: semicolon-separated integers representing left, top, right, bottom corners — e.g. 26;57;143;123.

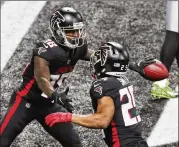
90;77;121;100
33;39;63;61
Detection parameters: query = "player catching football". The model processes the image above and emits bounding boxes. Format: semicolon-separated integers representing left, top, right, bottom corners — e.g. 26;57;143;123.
45;42;153;147
0;7;156;147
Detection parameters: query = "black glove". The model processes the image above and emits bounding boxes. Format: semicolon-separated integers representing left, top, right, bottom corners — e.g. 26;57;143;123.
129;56;156;78
51;87;74;113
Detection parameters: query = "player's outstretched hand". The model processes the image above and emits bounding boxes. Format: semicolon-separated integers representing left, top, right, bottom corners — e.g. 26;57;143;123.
45;112;72;127
129;56;156;76
51;87;74;113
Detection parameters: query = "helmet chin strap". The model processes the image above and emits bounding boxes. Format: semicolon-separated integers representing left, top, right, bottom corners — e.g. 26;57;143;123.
64;39;77;49
61;31;77;49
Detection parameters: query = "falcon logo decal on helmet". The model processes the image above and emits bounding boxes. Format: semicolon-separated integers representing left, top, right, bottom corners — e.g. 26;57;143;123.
90;42;129;79
50;11;65;30
100;46;109;66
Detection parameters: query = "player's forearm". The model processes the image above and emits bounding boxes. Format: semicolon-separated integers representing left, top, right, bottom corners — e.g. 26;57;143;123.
72;113;109;129
36;77;54;97
128;61;144;75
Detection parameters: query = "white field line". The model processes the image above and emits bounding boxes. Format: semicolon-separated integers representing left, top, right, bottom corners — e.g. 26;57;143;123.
1;1;46;72
147;98;178;147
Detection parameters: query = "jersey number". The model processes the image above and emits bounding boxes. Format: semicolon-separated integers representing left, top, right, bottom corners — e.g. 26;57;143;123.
119;85;141;126
41;74;66;98
44;39;57;48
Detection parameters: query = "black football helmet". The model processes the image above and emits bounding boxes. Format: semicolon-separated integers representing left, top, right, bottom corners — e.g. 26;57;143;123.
90;42;129;78
49;7;86;49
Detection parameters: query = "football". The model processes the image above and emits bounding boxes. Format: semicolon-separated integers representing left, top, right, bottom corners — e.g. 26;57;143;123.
144;59;169;81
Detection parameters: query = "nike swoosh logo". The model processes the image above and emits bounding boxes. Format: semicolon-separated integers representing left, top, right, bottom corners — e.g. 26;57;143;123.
94;83;101;87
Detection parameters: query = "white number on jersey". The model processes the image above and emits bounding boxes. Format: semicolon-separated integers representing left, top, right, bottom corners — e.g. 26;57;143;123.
41;74;67;98
119;85;141;126
44;39;57;48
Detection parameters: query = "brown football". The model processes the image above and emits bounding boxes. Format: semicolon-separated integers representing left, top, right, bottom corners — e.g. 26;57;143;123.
144;60;169;81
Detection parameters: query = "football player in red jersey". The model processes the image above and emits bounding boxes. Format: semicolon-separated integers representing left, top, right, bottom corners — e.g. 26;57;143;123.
45;42;153;147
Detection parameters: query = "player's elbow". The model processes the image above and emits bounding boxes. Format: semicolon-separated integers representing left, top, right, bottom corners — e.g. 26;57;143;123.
36;77;47;84
98;120;110;129
95;114;112;129
35;76;43;85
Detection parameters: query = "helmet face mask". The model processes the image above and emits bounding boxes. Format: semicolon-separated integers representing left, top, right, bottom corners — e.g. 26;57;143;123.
56;23;86;48
50;7;86;49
